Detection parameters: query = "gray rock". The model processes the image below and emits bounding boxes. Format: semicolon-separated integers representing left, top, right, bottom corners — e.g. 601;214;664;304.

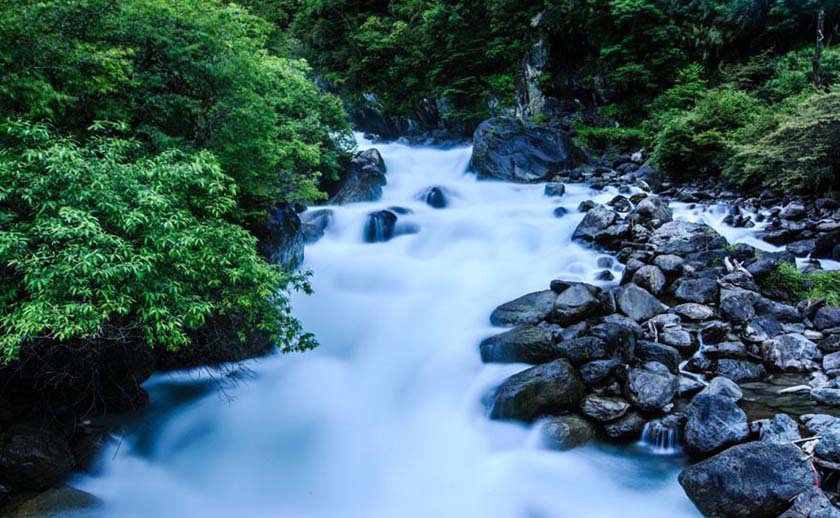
258;204;304;270
627;195;672;226
701;341;747;359
824;351;840;375
815;307;840;331
363;210;398;242
720;288;760;324
781;202;808;220
301;209;333;244
1;485;102;518
675;277;719;304
553;284;600;325
816;426;840;463
471;117;577;182
625;362;679;413
544;182;566;197
684;393;749;456
802;414;840;435
616;284;667;322
811;388;840;407
556;337;608;366
778;487;840;518
0;425;74;491
479;325;556;364
654;254;684;276
490;359;585;421
679;376;706;397
572;205;617;242
762;333;822;372
541;415;596;451
671;303;715;321
580;395;630;422
490;290;557;327
603;410;646;440
760;414;801;443
648;221;727;256
331;148;387;204
636;341;681;374
743;315;784;343
755;297;802;323
699;320;729;345
679;442;816;517
579;359;621;386
660;328;693;352
632;265;667;295
699;376;743;401
588;322;637;362
714;359;767;382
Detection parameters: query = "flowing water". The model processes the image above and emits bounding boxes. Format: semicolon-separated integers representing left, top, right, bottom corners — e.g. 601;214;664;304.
71;135;790;518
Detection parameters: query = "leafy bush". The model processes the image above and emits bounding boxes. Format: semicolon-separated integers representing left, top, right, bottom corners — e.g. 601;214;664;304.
726;91;840;190
573;125;647;156
651;88;763;175
0;123;316;362
764;262;840;306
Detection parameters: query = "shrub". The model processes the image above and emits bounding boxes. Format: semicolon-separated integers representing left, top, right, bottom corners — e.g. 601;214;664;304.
764;262;840;306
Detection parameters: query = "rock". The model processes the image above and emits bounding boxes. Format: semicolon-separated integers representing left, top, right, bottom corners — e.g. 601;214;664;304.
571;205;617;242
553;284;600;325
632;265;667;295
699;376;743;401
580;395;630;422
811;388;840;407
632;165;664;191
679;442;816;517
781;202;808;220
762;334;822;372
471;117;576;182
816;426;840;463
625;362;679;413
490;290;557;327
674;277;719;304
556;337;608;366
684;393;749;456
331;148;387;204
680;376;706;397
815;307;840;331
701;341;746;360
363;210;398;242
419;186;449;208
579;359;621;386
257;204;304;270
300;209;333;244
544;182;566;197
588;322;637;362
603;410;646;440
552;206;568;218
479;325;557;364
714;359;766;382
540;415;596;450
760;413;802;444
636;341;681;374
648;221;726;256
608;195;632;213
720;288;760;324
489;359;585;421
788;239;817;257
824;351;840;375
778;487;840;518
699;321;730;345
671;303;715;321
653;254;684;276
627;195;672;227
660;328;694;352
743;315;784;343
616;284;667;322
756;298;802;323
2;485;102;518
0;425;74;491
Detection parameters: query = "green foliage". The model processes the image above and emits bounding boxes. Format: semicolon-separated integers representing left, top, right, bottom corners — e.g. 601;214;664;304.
651;88;763;175
573;125;647;156
726;90;840;191
764;262;840;306
0;122;316;362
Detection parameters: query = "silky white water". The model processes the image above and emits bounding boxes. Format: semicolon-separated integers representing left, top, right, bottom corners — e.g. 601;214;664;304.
68;136;776;517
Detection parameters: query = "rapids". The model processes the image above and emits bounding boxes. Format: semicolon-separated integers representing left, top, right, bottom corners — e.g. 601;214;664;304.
72;135;786;517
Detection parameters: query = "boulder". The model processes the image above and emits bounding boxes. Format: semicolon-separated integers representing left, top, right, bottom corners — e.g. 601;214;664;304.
816;426;840;463
616;284;667;322
580;395;630;422
540;415;596;450
759;413;801;444
553;284;600;325
653;254;684;276
632;265;667;295
679;442;817;517
579;359;622;386
811;388;840;407
471;117;576;182
479;325;557;364
489;359;585;421
671;303;715;321
625;362;679;413
699;376;743;401
589;322;637;362
701;341;747;360
301;209;333;244
778;487;840;518
490;290;557;327
603;410;646;440
674;277;719;304
331;148;387;204
1;485;102;518
556;337;608;366
648;221;727;256
627;195;673;227
572;205;617;242
363;210;398;243
257;204;304;270
720;288;761;324
684;393;749;456
815;307;840;331
636;341;681;374
714;359;766;382
418;186;449;208
544;182;566;197
0;425;74;491
762;334;822;372
781;202;808;220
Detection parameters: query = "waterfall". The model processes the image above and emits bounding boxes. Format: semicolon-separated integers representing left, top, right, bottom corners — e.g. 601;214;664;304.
639;419;684;455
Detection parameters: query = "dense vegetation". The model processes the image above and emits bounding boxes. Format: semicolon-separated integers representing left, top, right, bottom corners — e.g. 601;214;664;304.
280;0;840;191
0;0;353;363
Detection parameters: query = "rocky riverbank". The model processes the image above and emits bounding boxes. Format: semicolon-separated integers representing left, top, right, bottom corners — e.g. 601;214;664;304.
468;116;840;516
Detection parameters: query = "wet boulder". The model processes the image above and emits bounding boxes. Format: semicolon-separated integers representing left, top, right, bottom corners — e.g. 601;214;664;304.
257;204;304;270
648;221;727;256
636;341;681;374
671;303;715;321
579;359;622;386
556;337;608;366
679;442;816;517
761;333;822;372
589;322;637;362
603;410;646;440
625;362;679;413
490;290;557;327
816;426;840;463
580;394;630;422
778;487;840;518
301;209;333;244
811;388;840;407
331;148;387;204
489;359;585;421
552;284;600;326
479;324;557;364
540;415;596;450
544;182;566;197
571;205;617;242
0;424;75;491
684;393;749;457
626;195;672;227
714;359;766;382
720;288;760;324
616;284;667;322
471;116;576;183
674;277;719;304
699;376;743;402
759;414;801;444
632;265;666;295
815;307;840;331
363;210;398;242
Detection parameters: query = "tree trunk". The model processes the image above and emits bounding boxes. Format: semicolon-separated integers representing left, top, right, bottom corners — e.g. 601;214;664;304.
813;9;825;88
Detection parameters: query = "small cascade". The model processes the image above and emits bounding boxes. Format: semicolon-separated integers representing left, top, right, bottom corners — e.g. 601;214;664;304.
363;209;397;242
639;415;686;455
